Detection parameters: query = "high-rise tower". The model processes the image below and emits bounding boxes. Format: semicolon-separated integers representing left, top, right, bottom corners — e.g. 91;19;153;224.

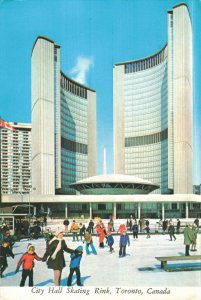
32;37;96;195
113;4;192;194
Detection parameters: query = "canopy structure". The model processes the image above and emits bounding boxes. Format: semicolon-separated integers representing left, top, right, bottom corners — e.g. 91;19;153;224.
70;174;159;195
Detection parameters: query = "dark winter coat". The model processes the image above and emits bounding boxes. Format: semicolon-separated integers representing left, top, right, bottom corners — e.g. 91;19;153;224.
119;234;130;247
42;239;75;270
168;225;175;234
88;221;94;229
0;244;14;258
107;235;114;246
162;220;168;231
79;225;86;236
132;224;138;233
0;244;14;266
176;221;181;230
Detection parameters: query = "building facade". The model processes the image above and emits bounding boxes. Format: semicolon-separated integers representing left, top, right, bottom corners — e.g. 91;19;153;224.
1;122;32;195
113;3;192;194
31;36;96;195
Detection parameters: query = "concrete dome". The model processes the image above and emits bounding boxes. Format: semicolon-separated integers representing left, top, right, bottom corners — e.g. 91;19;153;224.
70;174;159;195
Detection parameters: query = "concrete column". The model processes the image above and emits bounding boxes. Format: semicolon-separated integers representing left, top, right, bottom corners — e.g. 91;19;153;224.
138;203;141;219
162;202;165;220
65;203;68;218
186;202;189;219
33;207;37;216
89;202;92;219
113;202;117;219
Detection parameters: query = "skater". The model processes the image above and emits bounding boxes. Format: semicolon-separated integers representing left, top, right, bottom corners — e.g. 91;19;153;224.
109;217;115;232
145;224;151;238
67;245;83;286
168;223;176;241
42;229;81;286
176;219;181;234
15;243;42;286
79;223;86;241
119;230;130;257
138;218;145;232
183;224;195;256
107;231;114;253
191;225;199;251
129;217;134;231
84;230;97;255
96;221;106;248
0;238;14;277
3;229;15;250
87;219;94;234
70;220;79;241
162;219;168;234
132;222;139;239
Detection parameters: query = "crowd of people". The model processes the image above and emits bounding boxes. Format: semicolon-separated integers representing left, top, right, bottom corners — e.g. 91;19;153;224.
0;216;200;286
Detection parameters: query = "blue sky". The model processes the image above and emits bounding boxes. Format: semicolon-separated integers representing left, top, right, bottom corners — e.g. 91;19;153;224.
0;0;201;183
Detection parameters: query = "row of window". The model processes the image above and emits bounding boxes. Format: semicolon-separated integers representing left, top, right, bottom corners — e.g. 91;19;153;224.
124;75;168;92
61;136;88;154
124;64;167;83
125;128;168;147
61;94;87;115
124;46;167;74
124;84;168;99
61;73;88;99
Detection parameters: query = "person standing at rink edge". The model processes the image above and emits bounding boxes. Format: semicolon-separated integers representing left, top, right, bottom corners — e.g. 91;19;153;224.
183;224;195;256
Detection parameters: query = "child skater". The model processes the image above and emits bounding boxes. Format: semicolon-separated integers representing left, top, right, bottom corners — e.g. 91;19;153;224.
84;230;97;255
0;238;14;278
119;230;130;257
107;231;114;253
15;243;42;286
67;245;83;286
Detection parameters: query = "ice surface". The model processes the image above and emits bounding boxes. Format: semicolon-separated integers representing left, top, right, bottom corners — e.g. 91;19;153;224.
1;227;200;287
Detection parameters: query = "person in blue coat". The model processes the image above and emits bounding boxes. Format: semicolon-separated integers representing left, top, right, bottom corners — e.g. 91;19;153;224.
132;222;139;239
107;231;114;253
67;245;83;286
119;230;130;257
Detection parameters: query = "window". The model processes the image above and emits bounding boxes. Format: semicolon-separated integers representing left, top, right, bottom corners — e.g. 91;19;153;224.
98;204;106;210
82;204;87;210
117;204;122;210
172;203;177;210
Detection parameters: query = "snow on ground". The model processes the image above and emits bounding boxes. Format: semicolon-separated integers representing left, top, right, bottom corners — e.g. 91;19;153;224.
1;230;201;287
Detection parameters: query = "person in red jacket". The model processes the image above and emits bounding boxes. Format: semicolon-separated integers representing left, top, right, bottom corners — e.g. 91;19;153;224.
96;221;106;248
15;243;42;286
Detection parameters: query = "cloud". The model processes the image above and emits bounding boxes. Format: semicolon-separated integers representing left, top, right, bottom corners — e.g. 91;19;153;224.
69;56;94;85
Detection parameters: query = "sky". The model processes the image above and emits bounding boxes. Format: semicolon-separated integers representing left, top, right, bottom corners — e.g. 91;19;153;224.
0;0;201;183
